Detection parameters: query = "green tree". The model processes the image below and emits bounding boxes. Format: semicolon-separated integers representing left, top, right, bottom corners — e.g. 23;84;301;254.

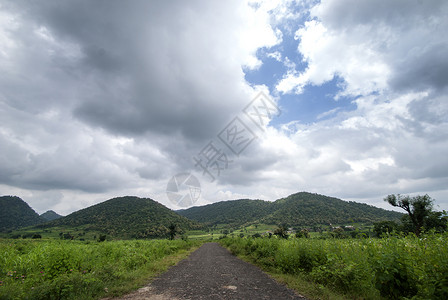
331;227;345;238
274;225;289;239
384;194;433;236
373;220;399;237
424;210;447;232
168;223;178;240
295;228;310;238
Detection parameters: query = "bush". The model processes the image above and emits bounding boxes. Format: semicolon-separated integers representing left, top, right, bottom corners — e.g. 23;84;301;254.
219;232;448;299
0;239;200;299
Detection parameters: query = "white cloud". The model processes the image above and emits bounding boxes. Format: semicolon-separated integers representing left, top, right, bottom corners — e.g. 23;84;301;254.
0;0;285;213
256;0;448;210
1;0;447;215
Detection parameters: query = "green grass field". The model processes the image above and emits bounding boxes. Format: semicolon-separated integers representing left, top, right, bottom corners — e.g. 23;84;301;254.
220;232;448;299
0;239;202;299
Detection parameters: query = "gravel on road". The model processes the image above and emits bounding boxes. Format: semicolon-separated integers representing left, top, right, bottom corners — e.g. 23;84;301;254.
116;242;307;300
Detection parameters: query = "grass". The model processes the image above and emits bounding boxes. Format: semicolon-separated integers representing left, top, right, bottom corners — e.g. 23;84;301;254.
0;239;203;299
219;232;448;299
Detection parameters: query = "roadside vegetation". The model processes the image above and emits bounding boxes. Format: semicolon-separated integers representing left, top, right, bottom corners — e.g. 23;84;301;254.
220;232;448;299
1;193;446;299
218;194;448;299
0;239;201;299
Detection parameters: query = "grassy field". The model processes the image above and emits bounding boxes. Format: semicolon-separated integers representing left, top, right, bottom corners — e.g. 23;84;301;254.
185;222;374;240
219;232;448;299
0;239;202;299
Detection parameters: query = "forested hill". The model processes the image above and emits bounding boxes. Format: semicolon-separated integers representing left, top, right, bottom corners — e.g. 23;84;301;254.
40;210;63;221
177;199;272;227
264;192;403;226
177;192;403;227
38;196;202;239
0;196;45;231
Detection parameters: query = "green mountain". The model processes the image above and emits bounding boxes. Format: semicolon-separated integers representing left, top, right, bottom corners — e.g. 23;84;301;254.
177;192;403;227
0;196;44;232
37;196;202;239
264;192;403;226
177;199;272;227
40;210;63;221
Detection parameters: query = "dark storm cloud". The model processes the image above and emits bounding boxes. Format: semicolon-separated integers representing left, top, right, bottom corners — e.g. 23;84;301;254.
308;0;448;97
390;44;448;92
0;0;274;200
3;0;248;140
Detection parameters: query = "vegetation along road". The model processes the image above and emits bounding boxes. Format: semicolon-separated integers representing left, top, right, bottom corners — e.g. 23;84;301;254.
116;243;306;300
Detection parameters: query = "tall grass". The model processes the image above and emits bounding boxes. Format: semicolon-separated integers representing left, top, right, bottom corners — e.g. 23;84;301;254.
220;233;448;299
0;239;200;299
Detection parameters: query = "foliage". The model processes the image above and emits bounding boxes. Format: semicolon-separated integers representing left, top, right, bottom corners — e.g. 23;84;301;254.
168;223;182;240
220;233;448;299
178;192;403;228
177;199;272;227
40;210;63;221
0;239;200;299
0;196;45;232
373;220;399;237
385;194;446;236
295;229;310;238
35;196;202;239
274;225;289;239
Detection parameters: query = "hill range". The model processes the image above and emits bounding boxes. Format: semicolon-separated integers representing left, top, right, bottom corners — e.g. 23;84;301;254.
1;192;403;238
177;192;403;227
0;196;45;231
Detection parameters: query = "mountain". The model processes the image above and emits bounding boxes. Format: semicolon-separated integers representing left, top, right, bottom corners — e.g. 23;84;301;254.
264;192;403;226
0;196;44;232
37;196;202;239
40;210;63;221
177;192;403;227
177;199;272;227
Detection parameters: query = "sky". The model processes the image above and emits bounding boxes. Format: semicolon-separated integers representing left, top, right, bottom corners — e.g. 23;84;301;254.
1;0;447;215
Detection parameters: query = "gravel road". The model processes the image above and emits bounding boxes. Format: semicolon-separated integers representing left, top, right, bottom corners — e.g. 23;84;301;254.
117;242;307;300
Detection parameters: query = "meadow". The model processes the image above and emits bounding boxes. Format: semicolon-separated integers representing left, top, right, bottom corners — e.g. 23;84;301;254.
219;233;448;299
0;239;201;299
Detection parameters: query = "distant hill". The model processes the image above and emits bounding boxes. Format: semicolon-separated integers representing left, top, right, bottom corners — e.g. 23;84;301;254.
264;192;403;226
0;196;44;231
177;192;403;227
37;196;202;239
177;199;272;228
40;210;63;221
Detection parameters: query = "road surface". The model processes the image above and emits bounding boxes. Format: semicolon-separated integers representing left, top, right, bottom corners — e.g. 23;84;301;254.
117;242;306;300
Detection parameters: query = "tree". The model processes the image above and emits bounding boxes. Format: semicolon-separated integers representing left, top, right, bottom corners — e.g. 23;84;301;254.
424;210;447;232
384;194;433;236
295;228;310;238
331;227;345;238
274;225;289;239
373;220;399;237
168;223;178;240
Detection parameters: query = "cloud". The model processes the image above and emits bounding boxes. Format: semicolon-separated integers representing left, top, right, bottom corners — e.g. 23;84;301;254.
1;0;447;214
256;0;448;210
277;0;448;97
0;0;285;212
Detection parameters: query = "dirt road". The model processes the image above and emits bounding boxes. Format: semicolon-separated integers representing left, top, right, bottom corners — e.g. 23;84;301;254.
118;242;306;300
